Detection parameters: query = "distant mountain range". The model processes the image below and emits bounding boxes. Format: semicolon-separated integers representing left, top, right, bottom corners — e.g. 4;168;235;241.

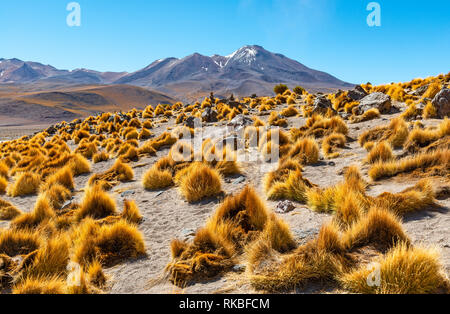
0;45;353;101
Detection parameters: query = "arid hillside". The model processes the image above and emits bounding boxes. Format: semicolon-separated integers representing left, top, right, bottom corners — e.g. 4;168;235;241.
0;84;175;127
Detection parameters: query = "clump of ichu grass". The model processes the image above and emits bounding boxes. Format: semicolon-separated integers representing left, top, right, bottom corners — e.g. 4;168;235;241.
72;218;146;268
12;276;67;294
247;205;413;292
369;149;450;180
266;169;315;203
142;166;174;190
76;184;117;220
93;151;109;163
0;198;22;220
403;118;449;153
423;101;438;119
69;153;91;175
178;163;222;203
121;199;143;224
167;186;295;286
372;179;437;215
366;141;394;164
280;105;299;117
359;117;409;149
0;228;42;257
7;172;41;197
11;195;55;230
88;159;134;190
306;166;366;214
286;137;319;164
340;243;449;294
322;133;346;159
264;158;315;203
0;176;8;194
42;183;72;210
42;166;74;191
350;108;380;123
341;206;410;252
21;234;70;279
247;221;350;292
268;112;288;127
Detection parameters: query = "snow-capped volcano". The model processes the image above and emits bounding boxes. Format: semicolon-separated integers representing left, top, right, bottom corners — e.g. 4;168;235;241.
115;45;352;99
1;45;353;99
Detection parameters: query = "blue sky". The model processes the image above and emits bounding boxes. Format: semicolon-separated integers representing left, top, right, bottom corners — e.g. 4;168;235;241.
1;0;449;85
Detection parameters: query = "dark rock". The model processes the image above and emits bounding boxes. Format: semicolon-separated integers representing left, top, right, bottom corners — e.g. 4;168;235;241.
184;116;201;128
45;125;57;135
61;200;72;211
432;88;450;118
276;200;296;214
338;112;351;120
359;92;392;114
312;96;335;115
201;107;218;123
232;264;246;273
232;176;246;184
181;228;196;240
221;134;243;150
413;84;429;96
347;85;368;101
228;115;253;128
121;190;135;198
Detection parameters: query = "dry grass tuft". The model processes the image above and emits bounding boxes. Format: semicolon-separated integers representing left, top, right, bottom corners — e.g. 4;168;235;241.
122;199;143;224
142;166;174;190
286;137;319;164
167;186;293;286
179;163;222;203
12;276;67;294
88;159;134;190
0;198;22;220
12;195;55;230
340;243;449;294
73;219;146;268
77;184;117;220
350;108;380;123
372;179;437;215
0;228;41;257
342;207;409;252
93;151;109;163
369;149;450;180
366;141;394;164
8;172;41;197
359;117;409;149
322;133;346;159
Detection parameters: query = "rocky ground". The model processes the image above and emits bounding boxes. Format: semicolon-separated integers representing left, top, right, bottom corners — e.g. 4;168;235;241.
1;99;448;294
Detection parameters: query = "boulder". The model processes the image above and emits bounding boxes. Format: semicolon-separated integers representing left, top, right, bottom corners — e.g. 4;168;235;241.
184;116;201;129
45;125;57;135
221;134;243;150
312;96;334;115
275;200;296;214
201;107;218;123
359;92;392;114
228;115;253;128
347;85;368;101
413;84;429;97
432;88;450;118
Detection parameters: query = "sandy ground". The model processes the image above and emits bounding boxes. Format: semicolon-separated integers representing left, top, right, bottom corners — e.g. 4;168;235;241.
0;104;448;294
0;122;50;142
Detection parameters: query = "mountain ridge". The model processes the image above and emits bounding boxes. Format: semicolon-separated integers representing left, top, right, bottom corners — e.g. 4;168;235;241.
1;45;353;100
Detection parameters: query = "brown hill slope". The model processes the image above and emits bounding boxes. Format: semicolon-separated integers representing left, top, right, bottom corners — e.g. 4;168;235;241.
0;84;175;126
